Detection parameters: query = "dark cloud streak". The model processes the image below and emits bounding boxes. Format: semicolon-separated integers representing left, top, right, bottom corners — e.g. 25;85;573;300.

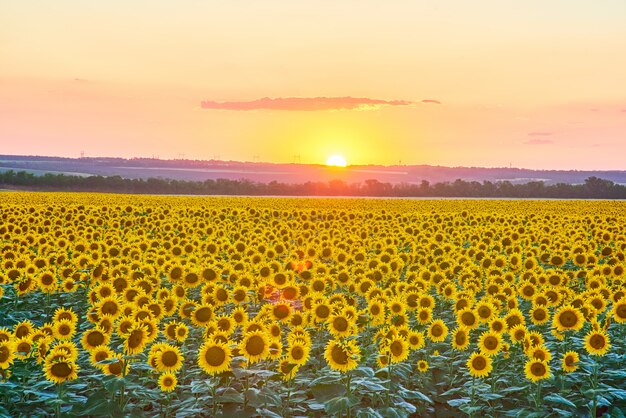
200;96;418;111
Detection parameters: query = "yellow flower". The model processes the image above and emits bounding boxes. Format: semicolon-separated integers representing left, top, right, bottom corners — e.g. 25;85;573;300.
552;305;584;332
44;357;79;384
478;331;502;356
417;360;429;372
198;340;232;375
324;339;360;372
155;344;184;373
584;330;610;356
158;372;177;392
428;319;449;343
561;351;579;373
524;359;551;383
467;352;492;378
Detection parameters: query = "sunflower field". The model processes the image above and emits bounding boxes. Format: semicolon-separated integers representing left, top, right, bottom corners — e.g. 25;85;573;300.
1;192;625;417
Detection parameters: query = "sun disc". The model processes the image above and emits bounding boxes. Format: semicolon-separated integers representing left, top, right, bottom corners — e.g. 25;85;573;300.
326;155;347;167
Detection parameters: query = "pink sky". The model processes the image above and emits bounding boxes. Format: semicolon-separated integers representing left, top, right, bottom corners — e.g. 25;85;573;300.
1;1;625;169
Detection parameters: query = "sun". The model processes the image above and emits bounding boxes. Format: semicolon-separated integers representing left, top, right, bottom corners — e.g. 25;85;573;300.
326;154;347;167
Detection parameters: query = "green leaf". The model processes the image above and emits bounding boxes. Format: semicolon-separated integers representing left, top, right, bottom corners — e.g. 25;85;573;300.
447;398;470;408
217;388;244;404
324;396;352;415
311;383;346;402
398;388;433;404
479;392;504;401
356;408;384;418
543;393;576;408
377;407;406;418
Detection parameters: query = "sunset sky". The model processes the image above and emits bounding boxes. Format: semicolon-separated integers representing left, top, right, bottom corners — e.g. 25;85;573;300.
1;1;625;169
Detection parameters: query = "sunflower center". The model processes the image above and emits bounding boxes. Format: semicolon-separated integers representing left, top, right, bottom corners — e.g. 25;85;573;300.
431;325;443;337
565;355;575;366
161;350;178;367
484;336;498;350
461;312;476;326
127;329;144;348
530;362;546;376
559;311;578;328
589;333;606;349
533;309;546;321
315;305;330;319
205;346;226;367
215;289;229;302
333;317;349;332
87;331;105;347
390;341;404;356
246;335;266;356
455;332;467;346
616;304;626;319
101;301;118;315
472;356;487;370
0;346;10;362
195;307;212;323
274;305;290;319
51;362;73;378
108;360;122;375
291;346;304;360
331;345;349;365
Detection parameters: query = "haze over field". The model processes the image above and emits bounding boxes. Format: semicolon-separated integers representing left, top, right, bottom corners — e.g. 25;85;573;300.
1;1;625;169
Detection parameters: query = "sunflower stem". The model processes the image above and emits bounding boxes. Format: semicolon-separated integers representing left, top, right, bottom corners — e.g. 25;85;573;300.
55;381;63;418
470;376;476;418
591;361;598;418
534;380;542;410
346;372;352;418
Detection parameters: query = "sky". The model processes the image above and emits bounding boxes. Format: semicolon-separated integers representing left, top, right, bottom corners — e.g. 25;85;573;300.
1;1;625;169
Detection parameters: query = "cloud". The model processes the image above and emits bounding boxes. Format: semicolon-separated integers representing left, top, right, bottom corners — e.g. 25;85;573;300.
524;138;554;145
527;132;552;136
200;96;414;111
421;99;442;104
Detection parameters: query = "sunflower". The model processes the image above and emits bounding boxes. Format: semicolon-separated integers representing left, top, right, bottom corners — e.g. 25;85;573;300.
327;313;355;338
81;327;110;351
287;341;310;366
155;344;184;373
552;305;584;332
451;327;470;351
14;320;34;339
527;345;552;362
584;329;610;356
190;304;214;327
50;341;79;362
163;321;178;341
0;341;16;369
101;354;128;377
0;328;11;342
270;302;292;322
54;307;78;324
158;372;177;392
240;331;270;363
174;323;189;342
53;319;76;341
611;300;626;323
475;301;496;323
417;360;429;372
90;345;114;366
529;306;550;326
407;330;426;350
324;339;360;372
312;301;332;324
561;351;579;373
37;271;57;293
198;340;232;375
277;358;300;381
524;359;551;383
467;352;492;378
96;297;122;319
457;308;479;330
428;319;449;343
416;308;433;325
123;324;149;354
44;357;79;384
385;336;409;363
489;318;507;334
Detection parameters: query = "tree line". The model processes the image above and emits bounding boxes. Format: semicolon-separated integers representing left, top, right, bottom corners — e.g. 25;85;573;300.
1;170;625;199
